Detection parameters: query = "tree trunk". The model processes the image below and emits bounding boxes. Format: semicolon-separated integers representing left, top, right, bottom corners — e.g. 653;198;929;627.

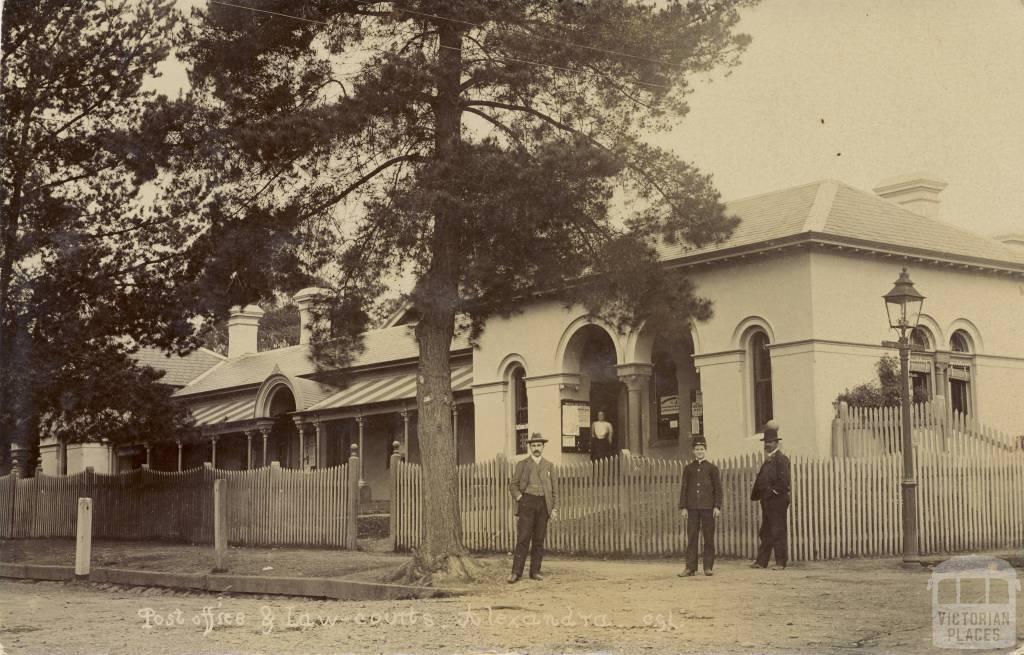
392;20;483;585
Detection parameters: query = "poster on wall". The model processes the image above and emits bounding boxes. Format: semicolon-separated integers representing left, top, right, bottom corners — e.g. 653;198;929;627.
561;400;591;452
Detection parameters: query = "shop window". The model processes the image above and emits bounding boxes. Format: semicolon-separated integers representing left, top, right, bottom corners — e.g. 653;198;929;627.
749;331;773;432
511;365;529;454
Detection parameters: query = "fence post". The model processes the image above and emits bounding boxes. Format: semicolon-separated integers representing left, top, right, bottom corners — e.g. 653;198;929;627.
75;497;92;578
388;441;402;552
213;479;228;571
832;401;848;458
347;445;360;549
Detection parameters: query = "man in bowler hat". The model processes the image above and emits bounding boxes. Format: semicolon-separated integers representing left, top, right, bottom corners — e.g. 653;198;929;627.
750;420;791;569
678;435;722;576
507;433;559;583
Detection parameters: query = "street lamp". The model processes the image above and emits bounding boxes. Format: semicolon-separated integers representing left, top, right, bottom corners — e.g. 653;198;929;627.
882;267;925;563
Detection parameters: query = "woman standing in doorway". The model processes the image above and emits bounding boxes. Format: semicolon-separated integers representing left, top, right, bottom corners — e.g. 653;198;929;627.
590;410;614;460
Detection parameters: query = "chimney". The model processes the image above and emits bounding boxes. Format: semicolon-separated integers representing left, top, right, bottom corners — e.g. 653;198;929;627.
873;173;948;219
293;287;328;345
227;304;264;358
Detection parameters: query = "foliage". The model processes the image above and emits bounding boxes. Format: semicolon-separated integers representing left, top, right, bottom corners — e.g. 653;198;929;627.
201;297;301;355
0;0;199;464
836;355;930;407
164;0;757;575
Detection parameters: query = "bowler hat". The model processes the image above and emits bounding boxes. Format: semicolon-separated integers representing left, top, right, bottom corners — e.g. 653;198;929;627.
526;433;548;444
760;419;781;442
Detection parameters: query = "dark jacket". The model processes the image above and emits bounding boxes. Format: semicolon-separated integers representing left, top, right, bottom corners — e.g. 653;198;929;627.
750;451;791;502
509;456;558;514
678;459;723;510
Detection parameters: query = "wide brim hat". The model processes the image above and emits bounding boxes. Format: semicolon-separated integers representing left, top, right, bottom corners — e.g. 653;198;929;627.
526;433;548;444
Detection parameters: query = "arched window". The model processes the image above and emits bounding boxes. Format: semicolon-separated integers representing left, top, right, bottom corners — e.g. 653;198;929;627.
510;365;529;454
910;327;934;401
949;330;973;416
950;330;971;353
911;327;932;351
749;331;773;432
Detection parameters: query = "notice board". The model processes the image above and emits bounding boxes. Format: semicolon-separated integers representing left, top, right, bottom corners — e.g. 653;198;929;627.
561;400;591;453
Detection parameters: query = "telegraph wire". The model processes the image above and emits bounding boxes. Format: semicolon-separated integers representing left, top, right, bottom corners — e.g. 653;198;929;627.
208;1;678;84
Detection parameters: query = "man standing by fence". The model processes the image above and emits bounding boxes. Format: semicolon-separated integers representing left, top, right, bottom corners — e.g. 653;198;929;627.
678;436;722;577
508;433;559;583
750;421;790;570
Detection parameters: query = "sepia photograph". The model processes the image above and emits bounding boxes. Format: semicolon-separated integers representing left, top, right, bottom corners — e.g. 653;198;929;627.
0;1;1022;653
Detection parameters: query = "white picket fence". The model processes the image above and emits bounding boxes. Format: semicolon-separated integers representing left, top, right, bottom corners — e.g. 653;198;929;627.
393;451;1024;561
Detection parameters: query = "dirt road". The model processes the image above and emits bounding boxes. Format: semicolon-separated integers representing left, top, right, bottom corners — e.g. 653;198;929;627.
5;555;1019;654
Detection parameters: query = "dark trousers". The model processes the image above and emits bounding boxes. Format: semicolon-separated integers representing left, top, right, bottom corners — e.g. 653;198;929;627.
756;496;789;567
512;494;549;577
684;509;716;572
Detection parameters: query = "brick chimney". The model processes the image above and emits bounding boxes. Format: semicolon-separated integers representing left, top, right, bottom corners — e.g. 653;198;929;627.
873;173;948;219
293;288;328;345
227;304;264;358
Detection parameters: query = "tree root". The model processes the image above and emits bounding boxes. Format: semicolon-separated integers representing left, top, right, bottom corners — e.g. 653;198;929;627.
390;550;485;586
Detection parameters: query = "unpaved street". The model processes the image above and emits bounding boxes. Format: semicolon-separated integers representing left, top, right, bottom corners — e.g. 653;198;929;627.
4;556;1018;654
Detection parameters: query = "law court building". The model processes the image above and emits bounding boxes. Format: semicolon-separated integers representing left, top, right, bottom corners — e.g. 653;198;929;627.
39;174;1024;504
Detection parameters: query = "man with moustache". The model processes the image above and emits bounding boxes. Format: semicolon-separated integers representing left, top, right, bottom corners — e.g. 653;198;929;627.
750;420;791;570
508;433;559;583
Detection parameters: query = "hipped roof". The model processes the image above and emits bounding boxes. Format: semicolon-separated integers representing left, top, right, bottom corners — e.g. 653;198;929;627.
656;180;1024;270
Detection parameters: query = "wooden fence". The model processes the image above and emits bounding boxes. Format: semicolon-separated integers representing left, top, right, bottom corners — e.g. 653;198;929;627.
393;451;1024;561
0;461;358;548
835;400;1023;458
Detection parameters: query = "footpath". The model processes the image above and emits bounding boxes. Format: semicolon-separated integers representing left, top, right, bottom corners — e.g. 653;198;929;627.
1;539;1022;654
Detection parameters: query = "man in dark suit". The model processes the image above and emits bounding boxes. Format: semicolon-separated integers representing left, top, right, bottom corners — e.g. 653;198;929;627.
507;433;559;583
750;420;791;569
678;435;722;576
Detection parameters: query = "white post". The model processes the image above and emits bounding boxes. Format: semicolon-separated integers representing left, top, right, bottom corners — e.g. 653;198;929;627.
75;498;93;578
213;479;228;572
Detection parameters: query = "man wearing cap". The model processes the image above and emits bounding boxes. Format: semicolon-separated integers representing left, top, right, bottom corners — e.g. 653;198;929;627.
750;421;791;569
678;435;722;576
507;433;559;583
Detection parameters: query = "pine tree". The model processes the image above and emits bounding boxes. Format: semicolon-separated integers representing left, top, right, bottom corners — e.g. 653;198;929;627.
169;0;755;581
1;0;194;469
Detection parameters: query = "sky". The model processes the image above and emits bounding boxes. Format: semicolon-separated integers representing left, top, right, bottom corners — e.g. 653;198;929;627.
150;0;1024;239
668;0;1024;238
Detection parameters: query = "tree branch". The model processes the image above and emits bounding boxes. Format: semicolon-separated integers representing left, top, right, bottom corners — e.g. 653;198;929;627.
463;99;681;215
299;152;427;220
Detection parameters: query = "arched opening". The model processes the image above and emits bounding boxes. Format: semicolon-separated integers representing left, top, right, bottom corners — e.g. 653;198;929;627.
509;365;529;454
949;329;974;416
562;323;624;456
748;330;774;432
267;386;298;467
910;326;935;400
647;331;699;456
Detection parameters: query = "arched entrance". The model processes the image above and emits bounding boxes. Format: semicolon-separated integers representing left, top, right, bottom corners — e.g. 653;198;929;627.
648;332;700;458
562;323;625;456
267;386;298;467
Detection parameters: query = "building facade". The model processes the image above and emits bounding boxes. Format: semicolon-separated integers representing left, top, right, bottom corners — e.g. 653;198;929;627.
38;175;1024;505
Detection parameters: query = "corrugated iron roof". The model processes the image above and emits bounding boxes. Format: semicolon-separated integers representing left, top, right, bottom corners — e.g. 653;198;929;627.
190;394;256;426
306;363;474;412
175;325;471;398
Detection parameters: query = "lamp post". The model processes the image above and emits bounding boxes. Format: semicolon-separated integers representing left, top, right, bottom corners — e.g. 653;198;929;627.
882;267;925;563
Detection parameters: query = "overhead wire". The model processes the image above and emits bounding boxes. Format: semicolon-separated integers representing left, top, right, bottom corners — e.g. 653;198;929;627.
207;1;672;90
